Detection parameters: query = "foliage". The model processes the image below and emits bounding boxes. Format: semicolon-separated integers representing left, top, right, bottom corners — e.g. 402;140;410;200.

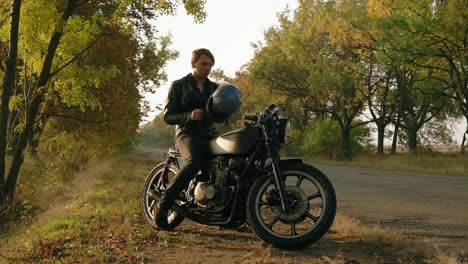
246;0;464;157
395;116;456;147
36;25;148;171
209;68;234;85
249;1;372;159
300;120;372;159
0;0;207;204
301;121;341;159
139;113;175;148
368;0;466;152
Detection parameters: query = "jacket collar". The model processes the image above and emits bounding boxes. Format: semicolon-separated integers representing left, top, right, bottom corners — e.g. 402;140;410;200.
186;73;211;89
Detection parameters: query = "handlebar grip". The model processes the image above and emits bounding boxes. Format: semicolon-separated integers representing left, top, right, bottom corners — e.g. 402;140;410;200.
243;115;258;121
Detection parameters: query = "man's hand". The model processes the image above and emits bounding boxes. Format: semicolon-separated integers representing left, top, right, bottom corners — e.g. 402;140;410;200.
190;109;204;120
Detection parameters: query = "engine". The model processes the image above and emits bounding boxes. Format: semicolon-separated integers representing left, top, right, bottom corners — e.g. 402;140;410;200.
193;156;244;208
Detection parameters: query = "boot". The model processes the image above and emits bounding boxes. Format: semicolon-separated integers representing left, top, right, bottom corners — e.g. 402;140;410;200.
153;202;171;230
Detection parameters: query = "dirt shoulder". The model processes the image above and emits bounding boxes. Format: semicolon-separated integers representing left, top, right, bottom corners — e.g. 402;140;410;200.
1;151;465;263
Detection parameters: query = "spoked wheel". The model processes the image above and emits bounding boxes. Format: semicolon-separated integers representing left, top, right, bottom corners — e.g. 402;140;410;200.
141;163;185;229
246;162;336;249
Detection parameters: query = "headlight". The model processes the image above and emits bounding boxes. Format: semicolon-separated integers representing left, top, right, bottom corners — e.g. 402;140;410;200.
276;117;290;144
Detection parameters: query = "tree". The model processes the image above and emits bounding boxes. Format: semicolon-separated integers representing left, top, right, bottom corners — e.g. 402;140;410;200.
400;0;467;153
250;1;372;159
209;68;234;84
365;62;398;154
0;0;77;200
0;0;206;206
38;25;151;169
139;114;175;148
394;66;450;150
0;0;21;201
370;0;461;151
336;1;399;154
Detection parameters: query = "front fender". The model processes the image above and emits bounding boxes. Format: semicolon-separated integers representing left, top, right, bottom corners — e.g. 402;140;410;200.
278;158;302;168
278;159;327;179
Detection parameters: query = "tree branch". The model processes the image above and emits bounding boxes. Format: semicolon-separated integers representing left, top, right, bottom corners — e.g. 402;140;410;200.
47;113;108;123
418;103;446;129
50;33;105;77
75;0;92;8
351;119;374;128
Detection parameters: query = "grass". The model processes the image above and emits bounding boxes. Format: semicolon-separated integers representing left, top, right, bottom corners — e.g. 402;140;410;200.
305;152;468;177
0;153;155;263
0;151;466;263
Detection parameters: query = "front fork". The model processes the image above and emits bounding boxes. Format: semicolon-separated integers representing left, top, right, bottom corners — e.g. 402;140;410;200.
263;128;288;211
271;157;289;211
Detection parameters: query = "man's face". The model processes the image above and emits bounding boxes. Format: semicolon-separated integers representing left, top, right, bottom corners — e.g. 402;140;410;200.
192;54;213;79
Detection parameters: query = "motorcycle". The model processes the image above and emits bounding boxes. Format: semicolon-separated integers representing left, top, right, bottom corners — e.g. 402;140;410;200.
141;104;336;249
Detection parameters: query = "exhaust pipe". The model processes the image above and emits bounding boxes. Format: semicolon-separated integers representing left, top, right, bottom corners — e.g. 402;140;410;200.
146;188;225;225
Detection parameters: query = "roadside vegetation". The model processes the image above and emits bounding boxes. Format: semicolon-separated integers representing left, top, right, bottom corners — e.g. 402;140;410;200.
0;152;464;264
140;114;468;177
308;151;468;177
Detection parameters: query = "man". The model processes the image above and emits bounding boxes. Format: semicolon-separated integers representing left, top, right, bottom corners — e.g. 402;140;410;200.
154;48;218;230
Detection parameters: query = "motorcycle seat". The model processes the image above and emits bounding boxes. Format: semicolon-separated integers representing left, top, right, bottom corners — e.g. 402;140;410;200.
168;145;180;155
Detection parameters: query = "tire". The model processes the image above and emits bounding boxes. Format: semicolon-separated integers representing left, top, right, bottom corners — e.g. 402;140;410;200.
141;163;185;229
246;162;336;249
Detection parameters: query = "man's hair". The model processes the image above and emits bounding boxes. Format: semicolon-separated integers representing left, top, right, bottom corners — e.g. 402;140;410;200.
192;48;215;65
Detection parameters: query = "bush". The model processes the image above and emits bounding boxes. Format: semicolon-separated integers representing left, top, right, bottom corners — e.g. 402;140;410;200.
298;120;372;159
300;121;342;158
139;114;174;148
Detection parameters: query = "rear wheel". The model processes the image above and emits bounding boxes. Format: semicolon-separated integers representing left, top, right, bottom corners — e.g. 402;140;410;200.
246;162;336;249
141;163;185;229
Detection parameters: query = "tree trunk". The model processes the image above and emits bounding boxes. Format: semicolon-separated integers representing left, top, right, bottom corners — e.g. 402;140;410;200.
461;129;467;155
4;96;42;198
461;117;468;155
341;127;352;161
0;0;22;197
376;123;385;155
4;0;78;200
301;106;308;130
391;115;400;154
407;127;418;152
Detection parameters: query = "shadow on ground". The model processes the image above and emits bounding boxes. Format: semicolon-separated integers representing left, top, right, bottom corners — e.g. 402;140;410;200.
143;221;433;264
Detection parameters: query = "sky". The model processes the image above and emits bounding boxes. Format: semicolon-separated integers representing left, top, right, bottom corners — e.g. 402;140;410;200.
144;0;299;121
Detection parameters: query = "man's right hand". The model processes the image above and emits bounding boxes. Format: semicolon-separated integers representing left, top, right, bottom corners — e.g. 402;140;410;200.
190;109;204;120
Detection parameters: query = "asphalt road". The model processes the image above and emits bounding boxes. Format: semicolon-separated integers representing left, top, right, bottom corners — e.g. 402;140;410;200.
137;147;468;252
313;163;468;252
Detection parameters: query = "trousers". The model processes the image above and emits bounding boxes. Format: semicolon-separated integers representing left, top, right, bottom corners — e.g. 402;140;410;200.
160;132;211;210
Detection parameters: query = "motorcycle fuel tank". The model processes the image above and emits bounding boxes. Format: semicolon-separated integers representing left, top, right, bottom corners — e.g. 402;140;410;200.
210;126;259;156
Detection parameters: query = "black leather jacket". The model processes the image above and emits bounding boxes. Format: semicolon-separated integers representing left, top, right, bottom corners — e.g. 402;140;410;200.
163;74;218;137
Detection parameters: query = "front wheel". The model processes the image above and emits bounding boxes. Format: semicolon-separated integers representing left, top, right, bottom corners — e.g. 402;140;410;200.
141;163;185;229
246;162;336;249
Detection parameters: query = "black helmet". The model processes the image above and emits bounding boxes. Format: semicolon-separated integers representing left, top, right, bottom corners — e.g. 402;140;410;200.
206;84;242;122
